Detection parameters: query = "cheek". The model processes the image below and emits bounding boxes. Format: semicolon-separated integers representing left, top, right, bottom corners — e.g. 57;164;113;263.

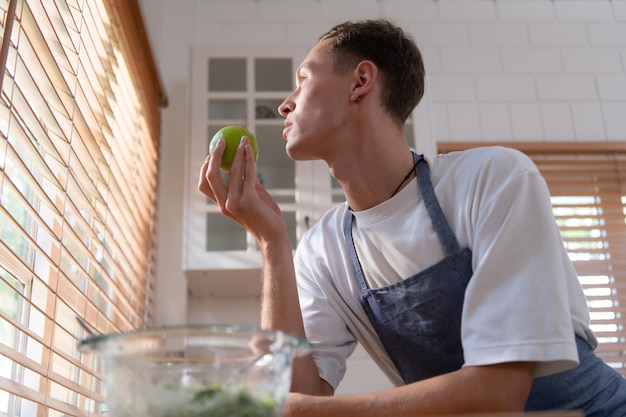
302;91;345;126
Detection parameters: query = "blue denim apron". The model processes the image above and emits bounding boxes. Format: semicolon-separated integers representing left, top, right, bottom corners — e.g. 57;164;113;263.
343;152;626;415
344;152;473;383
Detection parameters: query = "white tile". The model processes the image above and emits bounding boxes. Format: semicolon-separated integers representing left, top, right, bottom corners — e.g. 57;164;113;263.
423;48;442;74
529;23;589;47
555;1;614;22
571;103;606;140
429;75;475;101
432;103;451;141
195;0;258;21
319;0;382;21
537;75;597;100
603;103;626;140
597;75;626;100
409;23;470;48
285;22;330;46
497;1;555;21
258;0;321;21
562;49;623;73
217;22;290;44
540;103;575;141
588;23;626;47
438;0;497;21
615;1;626;21
479;104;513;141
194;21;226;44
382;0;438;21
448;103;483;141
469;23;529;47
476;75;536;101
510;103;543;140
441;48;502;73
502;49;562;73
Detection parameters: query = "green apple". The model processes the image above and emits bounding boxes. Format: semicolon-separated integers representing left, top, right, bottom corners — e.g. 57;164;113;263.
209;125;259;173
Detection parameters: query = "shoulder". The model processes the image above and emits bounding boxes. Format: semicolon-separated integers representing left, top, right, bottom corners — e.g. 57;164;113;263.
430;146;542;189
295;203;348;257
434;146;538;174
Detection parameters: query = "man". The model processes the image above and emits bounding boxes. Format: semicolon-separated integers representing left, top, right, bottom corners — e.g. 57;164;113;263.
199;19;626;416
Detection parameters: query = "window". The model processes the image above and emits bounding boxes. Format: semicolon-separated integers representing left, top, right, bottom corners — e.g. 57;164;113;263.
439;142;626;376
0;0;165;415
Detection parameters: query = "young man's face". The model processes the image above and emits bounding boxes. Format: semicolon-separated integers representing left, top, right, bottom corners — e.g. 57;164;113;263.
278;38;354;161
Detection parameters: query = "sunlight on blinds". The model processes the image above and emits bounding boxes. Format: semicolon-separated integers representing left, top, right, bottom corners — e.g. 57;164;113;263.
0;0;161;415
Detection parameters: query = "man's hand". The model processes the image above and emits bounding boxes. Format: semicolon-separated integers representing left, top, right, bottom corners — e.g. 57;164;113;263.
198;136;285;243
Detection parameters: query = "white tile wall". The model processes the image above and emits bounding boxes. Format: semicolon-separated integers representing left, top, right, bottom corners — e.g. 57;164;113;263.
615;1;626;20
469;23;529;47
605;103;626;140
588;23;626;46
540;103;575;141
496;2;555;21
475;75;536;101
143;0;626;395
438;0;498;21
501;49;562;73
528;23;589;47
554;1;614;21
536;75;597;100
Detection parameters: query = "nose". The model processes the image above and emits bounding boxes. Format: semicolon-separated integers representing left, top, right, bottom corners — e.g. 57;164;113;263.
278;96;295;117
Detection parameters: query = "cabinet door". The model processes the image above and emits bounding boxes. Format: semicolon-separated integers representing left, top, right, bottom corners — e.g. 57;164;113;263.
184;45;311;297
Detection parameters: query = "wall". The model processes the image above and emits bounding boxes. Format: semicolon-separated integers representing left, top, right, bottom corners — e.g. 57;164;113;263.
139;0;626;395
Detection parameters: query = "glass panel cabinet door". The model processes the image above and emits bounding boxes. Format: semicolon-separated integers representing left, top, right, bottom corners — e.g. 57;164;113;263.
185;45;311;296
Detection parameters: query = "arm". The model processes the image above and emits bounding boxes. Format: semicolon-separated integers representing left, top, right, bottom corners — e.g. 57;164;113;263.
198;137;331;395
287;361;535;417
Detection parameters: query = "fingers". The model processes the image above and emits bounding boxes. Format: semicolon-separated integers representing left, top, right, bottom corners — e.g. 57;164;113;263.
198;137;227;204
229;136;258;199
198;136;257;212
198;155;214;198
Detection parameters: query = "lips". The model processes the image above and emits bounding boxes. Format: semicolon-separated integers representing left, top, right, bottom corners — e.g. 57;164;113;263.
282;122;292;140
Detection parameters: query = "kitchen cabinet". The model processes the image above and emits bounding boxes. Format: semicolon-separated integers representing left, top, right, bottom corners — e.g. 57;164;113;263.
183;44;427;298
184;44;323;297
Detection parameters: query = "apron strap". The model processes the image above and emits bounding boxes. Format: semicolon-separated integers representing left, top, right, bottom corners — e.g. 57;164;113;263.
344;214;369;293
414;152;461;254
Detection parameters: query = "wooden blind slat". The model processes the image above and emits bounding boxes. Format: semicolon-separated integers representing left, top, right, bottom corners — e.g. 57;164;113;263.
0;0;161;414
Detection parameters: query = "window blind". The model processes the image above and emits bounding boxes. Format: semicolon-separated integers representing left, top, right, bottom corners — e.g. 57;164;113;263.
0;0;164;416
439;142;626;376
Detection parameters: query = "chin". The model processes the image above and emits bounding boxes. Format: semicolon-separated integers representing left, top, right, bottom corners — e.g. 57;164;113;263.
285;146;314;162
285;134;320;161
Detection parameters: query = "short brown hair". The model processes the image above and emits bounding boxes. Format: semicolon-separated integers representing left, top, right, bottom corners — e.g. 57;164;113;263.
319;19;426;125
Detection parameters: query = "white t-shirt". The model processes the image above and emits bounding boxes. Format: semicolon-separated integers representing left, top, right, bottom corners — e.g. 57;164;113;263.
294;146;596;390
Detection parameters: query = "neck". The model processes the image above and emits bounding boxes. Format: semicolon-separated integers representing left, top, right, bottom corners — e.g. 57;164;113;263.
333;147;416;211
389;154;418;198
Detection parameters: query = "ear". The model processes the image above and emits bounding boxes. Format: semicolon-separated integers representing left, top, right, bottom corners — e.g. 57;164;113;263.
350;60;377;103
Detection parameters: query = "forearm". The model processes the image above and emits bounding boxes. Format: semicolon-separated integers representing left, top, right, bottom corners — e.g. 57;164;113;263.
287;362;534;417
259;233;304;337
258;235;330;396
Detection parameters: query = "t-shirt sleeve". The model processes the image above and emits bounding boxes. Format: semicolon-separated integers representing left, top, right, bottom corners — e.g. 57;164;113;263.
458;148;581;377
294;249;357;390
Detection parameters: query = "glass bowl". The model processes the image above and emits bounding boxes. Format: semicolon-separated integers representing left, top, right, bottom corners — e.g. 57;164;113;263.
78;324;311;417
